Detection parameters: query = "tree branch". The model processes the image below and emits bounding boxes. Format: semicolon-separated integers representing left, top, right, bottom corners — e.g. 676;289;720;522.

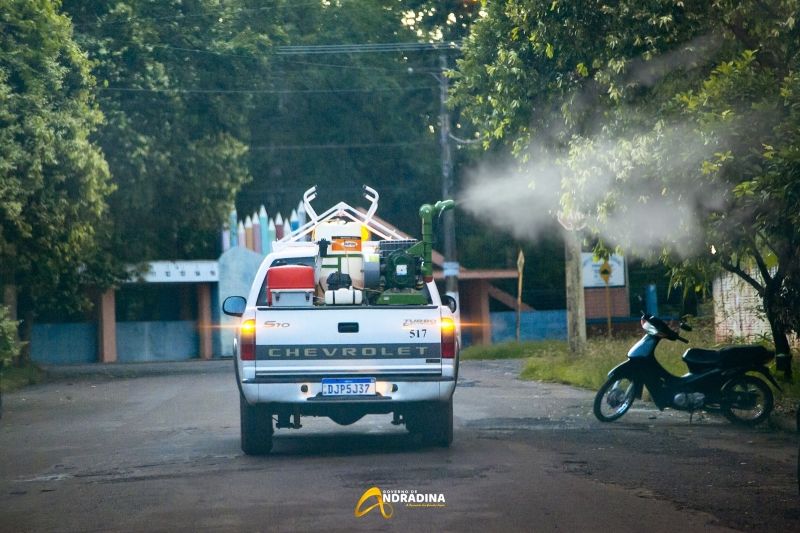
720;259;765;296
748;237;773;287
756;230;779;257
722;19;781;71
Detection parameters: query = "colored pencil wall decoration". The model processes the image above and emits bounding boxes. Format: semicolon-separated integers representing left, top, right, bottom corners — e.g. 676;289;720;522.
274;213;284;240
237;220;245;248
268;218;276;250
259;206;269;255
222;196;318;254
222;227;231;252
229;208;238;248
252;211;261;254
244;216;254;250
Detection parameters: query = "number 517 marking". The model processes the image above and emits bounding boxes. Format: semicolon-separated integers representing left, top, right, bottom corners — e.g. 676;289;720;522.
409;329;427;338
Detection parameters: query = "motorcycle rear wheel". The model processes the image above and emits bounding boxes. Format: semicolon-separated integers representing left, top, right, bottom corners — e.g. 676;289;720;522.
721;375;774;426
594;377;636;422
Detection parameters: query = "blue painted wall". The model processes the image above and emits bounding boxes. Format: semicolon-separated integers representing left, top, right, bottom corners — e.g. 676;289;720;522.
491;310;567;343
31;323;98;365
116;321;198;362
31;320;200;364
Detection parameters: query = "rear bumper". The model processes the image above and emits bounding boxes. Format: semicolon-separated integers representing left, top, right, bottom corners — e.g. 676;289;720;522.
243;374;453;383
241;379;456;406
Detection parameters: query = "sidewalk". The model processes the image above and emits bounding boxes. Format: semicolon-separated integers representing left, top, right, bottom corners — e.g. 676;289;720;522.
40;357;232;381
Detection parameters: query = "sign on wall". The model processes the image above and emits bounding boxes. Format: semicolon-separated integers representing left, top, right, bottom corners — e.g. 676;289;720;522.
132;261;220;283
581;253;625;288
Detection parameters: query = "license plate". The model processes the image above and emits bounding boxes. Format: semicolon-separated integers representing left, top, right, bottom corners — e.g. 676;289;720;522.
321;378;376;396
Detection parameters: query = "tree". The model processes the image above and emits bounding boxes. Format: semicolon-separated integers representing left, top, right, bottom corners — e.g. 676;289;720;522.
452;1;800;376
63;0;458;258
0;0;114;355
64;0;262;261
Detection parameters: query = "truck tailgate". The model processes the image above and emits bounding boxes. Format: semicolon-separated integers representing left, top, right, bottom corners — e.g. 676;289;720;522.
253;306;443;377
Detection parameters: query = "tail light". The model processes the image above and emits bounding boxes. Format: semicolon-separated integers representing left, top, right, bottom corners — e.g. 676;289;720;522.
240;319;256;360
441;317;456;359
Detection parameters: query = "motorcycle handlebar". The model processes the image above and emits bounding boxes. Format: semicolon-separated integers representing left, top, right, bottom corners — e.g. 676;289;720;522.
643;313;690;343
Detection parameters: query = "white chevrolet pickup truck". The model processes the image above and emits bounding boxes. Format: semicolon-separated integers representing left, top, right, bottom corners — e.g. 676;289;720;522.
222;187;459;454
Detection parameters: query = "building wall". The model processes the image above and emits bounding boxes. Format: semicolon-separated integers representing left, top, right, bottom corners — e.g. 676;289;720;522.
584;286;630;319
31;323;98;365
712;270;800;348
215;246;264;356
31;320;200;364
491;310;567;343
116;321;198;362
713;271;771;342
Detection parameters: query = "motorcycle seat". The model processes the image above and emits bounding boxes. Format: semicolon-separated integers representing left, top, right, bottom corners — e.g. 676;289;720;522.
682;345;774;370
682;348;721;366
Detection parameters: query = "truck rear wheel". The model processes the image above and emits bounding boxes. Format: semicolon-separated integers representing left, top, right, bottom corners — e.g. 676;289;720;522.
406;400;453;447
240;395;273;455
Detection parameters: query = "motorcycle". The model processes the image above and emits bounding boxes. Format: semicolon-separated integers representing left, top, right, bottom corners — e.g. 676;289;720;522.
594;313;780;425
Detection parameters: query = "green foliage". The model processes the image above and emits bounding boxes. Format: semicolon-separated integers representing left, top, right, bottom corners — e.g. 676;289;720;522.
0;361;42;393
0;0;115;321
64;0;259;261
0;306;22;367
452;0;800;355
451;0;715;154
62;0;461;254
233;0;445;236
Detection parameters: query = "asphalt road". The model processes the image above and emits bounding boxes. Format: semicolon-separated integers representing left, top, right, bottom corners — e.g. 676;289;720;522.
1;359;798;532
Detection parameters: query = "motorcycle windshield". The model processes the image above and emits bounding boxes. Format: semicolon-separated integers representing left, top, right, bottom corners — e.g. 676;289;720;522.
628;335;658;358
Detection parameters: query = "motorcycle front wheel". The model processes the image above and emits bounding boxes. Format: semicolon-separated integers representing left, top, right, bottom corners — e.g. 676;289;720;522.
594;377;636;422
721;375;774;426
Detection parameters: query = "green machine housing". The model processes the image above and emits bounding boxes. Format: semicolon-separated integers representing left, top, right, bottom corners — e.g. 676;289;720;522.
373;200;455;305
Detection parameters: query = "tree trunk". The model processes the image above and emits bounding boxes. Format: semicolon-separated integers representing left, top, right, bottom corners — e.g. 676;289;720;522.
2;278;22;366
564;230;586;355
17;308;33;366
2;284;17;321
722;254;793;381
761;276;793;381
14;286;33;366
766;310;792;381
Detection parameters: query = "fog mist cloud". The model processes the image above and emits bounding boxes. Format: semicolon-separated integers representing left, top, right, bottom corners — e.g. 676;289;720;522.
459;125;727;258
459;35;729;259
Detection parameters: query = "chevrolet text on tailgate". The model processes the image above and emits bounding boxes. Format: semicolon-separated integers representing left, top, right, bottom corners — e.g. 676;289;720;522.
222;186;459;455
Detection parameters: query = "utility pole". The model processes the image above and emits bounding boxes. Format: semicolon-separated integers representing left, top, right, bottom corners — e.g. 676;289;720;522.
438;53;458;296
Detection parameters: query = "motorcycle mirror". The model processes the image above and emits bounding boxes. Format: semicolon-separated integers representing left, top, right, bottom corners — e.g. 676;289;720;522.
679;322;693;332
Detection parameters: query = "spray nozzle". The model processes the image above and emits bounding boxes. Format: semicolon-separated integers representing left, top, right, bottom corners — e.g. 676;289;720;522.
434;199;455;214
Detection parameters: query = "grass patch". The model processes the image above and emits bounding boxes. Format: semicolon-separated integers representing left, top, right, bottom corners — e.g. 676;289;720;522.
461;340;567;361
465;320;800;401
0;362;44;393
